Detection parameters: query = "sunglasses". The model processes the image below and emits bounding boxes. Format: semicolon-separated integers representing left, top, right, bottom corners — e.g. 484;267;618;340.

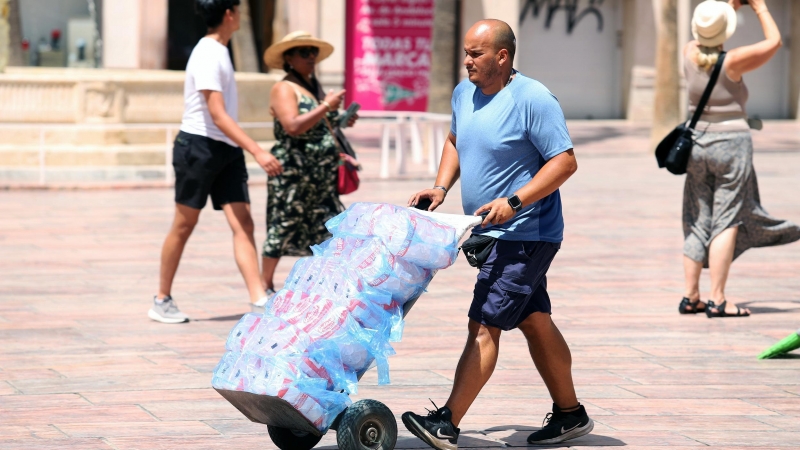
291;46;320;58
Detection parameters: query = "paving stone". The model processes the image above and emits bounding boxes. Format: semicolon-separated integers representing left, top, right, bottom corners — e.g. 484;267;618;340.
742;398;800;415
201;419;272;436
595;415;778;431
137;399;245;421
0;405;156;426
620;384;797;399
485;428;703;447
55;421;221;438
81;388;222;405
683;431;800;447
750;415;800;432
0;438;112;449
1;121;798;449
585;398;778;416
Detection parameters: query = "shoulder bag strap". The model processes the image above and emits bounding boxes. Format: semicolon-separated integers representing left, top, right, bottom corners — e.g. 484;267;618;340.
322;117;342;152
689;51;727;130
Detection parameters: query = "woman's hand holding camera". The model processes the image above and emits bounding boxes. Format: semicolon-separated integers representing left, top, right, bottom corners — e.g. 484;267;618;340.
749;0;768;14
738;0;768;14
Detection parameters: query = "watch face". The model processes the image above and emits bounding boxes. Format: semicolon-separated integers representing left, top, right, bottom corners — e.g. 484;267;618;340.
509;195;522;210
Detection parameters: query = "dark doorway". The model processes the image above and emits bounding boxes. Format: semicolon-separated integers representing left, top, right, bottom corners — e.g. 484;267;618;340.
249;0;276;72
167;0;274;72
167;0;210;70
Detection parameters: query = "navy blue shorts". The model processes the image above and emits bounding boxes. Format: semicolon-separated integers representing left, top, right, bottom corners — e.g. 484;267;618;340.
468;239;560;331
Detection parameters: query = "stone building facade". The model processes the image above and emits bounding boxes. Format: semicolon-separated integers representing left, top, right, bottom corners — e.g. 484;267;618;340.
11;0;800;120
271;0;800;120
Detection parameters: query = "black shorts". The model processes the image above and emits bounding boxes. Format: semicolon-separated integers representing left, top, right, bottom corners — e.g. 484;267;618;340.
172;131;249;210
468;239;560;331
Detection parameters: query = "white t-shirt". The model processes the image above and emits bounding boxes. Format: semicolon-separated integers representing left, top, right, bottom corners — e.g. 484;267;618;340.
180;37;239;146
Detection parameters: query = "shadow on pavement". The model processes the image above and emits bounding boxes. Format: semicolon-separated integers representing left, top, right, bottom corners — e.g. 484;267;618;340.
771;353;800;359
738;300;800;314
193;314;245;322
318;433;512;449
500;430;625;447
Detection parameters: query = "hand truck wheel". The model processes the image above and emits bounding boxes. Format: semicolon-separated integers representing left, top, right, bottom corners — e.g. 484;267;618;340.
267;425;322;450
336;399;397;450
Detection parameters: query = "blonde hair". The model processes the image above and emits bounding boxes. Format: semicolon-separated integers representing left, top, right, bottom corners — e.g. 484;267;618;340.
696;45;721;71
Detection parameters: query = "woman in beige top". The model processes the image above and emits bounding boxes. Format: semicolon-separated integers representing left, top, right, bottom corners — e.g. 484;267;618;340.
679;0;800;317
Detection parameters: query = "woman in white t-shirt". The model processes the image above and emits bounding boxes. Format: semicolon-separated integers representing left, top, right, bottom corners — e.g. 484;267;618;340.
260;32;358;295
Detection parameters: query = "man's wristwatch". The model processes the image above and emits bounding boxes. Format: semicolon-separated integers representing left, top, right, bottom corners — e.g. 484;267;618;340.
507;194;523;212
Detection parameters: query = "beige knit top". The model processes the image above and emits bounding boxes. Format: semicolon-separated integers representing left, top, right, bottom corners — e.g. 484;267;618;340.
685;55;750;132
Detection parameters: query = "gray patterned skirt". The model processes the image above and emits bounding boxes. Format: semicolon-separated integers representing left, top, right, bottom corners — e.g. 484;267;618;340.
683;130;800;268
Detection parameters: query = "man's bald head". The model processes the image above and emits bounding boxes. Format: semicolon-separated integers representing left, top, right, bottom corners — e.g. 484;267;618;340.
468;19;516;64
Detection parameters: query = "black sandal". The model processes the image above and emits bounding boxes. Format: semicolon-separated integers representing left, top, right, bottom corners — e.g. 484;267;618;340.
705;300;750;318
679;297;706;314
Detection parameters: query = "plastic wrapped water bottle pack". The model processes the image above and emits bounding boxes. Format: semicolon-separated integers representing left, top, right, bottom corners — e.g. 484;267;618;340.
212;202;461;431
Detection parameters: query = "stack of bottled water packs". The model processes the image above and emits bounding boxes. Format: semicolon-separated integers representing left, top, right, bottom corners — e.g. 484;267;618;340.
212;202;460;431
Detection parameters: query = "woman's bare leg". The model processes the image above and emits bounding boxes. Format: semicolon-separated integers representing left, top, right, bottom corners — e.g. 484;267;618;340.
261;256;280;291
708;226;750;314
221;202;266;303
683;255;703;311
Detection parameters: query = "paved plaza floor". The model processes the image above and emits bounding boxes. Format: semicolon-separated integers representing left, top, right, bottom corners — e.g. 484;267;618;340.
1;122;799;449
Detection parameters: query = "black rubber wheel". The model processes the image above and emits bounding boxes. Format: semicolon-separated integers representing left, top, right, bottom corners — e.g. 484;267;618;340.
267;425;323;450
336;399;398;450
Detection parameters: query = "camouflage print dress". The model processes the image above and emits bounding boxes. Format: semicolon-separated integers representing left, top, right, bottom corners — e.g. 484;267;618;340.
262;82;344;258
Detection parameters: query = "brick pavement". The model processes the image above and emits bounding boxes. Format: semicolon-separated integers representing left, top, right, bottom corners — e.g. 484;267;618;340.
1;122;799;449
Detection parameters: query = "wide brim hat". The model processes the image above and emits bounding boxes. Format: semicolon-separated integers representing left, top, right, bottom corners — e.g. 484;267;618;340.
263;31;334;70
692;0;737;47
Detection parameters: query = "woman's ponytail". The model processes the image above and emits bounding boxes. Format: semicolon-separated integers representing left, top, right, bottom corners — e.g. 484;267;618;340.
696;46;720;71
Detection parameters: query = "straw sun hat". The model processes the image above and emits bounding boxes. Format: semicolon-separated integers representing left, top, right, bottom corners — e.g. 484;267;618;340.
692;0;737;47
263;31;334;69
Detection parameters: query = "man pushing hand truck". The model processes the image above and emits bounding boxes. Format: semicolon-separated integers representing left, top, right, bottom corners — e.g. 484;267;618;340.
403;19;593;449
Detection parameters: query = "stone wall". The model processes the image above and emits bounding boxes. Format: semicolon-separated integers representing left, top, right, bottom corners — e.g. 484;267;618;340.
0;67;281;184
0;67;278;125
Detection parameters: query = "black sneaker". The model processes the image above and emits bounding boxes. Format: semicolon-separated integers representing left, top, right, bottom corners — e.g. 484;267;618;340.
401;401;460;450
527;403;594;445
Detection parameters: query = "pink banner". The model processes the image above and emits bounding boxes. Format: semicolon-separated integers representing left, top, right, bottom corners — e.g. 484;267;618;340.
345;0;434;111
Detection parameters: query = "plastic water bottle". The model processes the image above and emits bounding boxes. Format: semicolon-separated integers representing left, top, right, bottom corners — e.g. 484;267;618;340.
225;313;263;352
338;341;370;372
244;316;310;357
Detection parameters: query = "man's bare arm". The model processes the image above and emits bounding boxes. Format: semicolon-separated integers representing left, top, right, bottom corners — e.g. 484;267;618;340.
475;149;577;226
516;149;577;207
407;132;461;211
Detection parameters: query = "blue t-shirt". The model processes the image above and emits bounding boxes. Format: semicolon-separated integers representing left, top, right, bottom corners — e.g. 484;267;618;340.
451;72;573;242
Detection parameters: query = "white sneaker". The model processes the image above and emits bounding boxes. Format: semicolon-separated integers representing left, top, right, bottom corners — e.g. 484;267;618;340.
250;289;275;314
148;296;189;323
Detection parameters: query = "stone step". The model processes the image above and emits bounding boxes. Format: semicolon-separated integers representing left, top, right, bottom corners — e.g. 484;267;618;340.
0;126;274;146
0;141;277;166
0;164;269;184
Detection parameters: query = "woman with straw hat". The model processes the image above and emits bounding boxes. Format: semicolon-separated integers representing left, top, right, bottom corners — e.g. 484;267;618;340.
678;0;800;318
257;31;358;301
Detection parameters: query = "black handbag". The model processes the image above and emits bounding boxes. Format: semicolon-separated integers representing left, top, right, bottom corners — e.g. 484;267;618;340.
461;234;497;269
655;51;726;175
